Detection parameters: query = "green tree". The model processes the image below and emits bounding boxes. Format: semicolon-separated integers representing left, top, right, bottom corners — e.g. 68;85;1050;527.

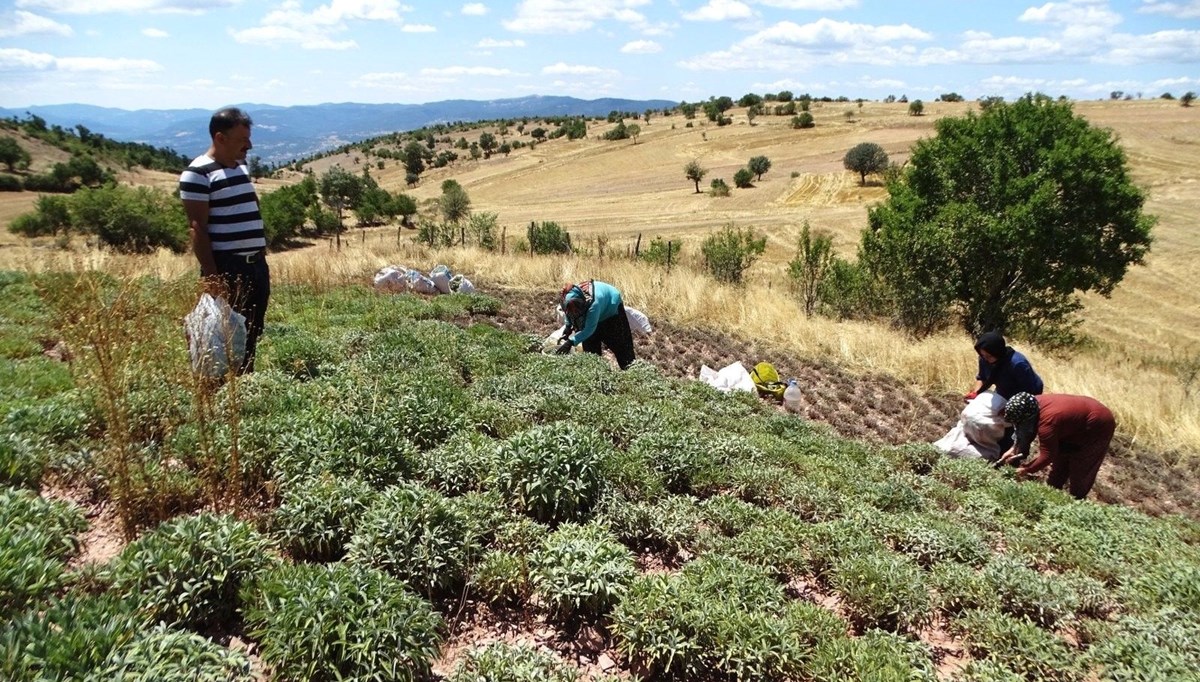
439;179;471;223
259;182;313;247
700;224;766;284
318;166;362;249
843;142;889;185
626;123;641;143
391;192;418;227
0;137;31;172
748;155;772;180
684;160;708;193
70;184;187;253
1182;91;1196;107
402;141;426;183
467;212;499;250
530;127;547;143
787;222;835;316
861;94;1155;340
479;132;497;159
908;100;924;116
792;112;815;129
733;167;754;188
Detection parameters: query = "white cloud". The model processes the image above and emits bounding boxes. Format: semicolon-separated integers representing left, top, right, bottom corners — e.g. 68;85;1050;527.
503;0;651;34
678;19;930;71
1105;29;1200;63
0;47;57;70
402;23;435;32
1019;0;1122;28
542;62;611;75
15;0;239;14
477;37;525;47
683;0;754;22
0;10;73;37
621;39;662;53
1139;0;1200;18
754;0;858;8
461;2;487;15
421;65;520;76
141;27;168;37
233;0;412;49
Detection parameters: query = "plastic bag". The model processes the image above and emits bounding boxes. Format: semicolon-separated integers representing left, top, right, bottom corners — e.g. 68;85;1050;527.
373;266;410;292
429;264;452;294
625;306;653;335
698;361;757;394
184;293;247;377
933;392;1008;460
407;269;438;295
449;274;476;294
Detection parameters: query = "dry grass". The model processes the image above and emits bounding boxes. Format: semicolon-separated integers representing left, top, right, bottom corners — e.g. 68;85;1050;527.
1;98;1198;455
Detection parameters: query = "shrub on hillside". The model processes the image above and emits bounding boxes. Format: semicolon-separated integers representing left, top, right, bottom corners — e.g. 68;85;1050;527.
627;429;715;494
244;563;443;681
596;494;700;555
490;423;611;525
103;513;277;631
709;178;731;197
530;522;636;619
701;223;766;284
0;174;21;191
345;482;476;598
416;430;497;495
472;550;532;607
271;475;377;562
71;184;188;253
526;220;572;254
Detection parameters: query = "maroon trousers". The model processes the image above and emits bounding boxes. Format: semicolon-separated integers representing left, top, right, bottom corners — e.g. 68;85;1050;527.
1044;408;1115;499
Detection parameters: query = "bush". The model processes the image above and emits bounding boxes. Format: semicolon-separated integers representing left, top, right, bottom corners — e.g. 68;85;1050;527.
978;555;1076;628
531;522;636;619
0;433;47;490
809;629;936;682
733;167;754;188
346;482;476;598
416;430;497;495
930;562;997;616
627;429;714;494
0;174;21;191
0;488;87;616
1085;608;1200;681
491;423;611;525
103;513;277;631
526;220;572;254
700;223;767;284
953;609;1084;682
448;642;579;682
472;550;532;607
830;551;932;633
709;178;730;197
0;593;148;682
96;624;253;681
272;475;377;562
792;112;815;128
71;185;189;253
244;563;443;682
597;494;699;555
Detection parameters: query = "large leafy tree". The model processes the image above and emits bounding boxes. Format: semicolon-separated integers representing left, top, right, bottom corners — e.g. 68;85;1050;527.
861;94;1154;340
684;160;708;193
843;143;888;185
318;166;362;249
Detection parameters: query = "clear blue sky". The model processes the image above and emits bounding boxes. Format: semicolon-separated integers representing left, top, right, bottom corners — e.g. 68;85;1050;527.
1;0;1197;110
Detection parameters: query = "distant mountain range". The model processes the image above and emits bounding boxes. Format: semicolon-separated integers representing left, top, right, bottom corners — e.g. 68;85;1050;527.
0;96;679;165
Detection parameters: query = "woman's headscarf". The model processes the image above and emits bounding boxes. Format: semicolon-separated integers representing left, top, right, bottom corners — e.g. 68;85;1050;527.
974;331;1008;360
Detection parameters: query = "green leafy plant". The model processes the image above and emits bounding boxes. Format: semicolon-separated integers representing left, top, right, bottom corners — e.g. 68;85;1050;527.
700;223;767;284
472;550;532;608
243;562;443;682
531;522;636;619
104;513;277;631
830;551;933;633
980;555;1075;628
0;593;148;682
953;609;1084;682
491;423;611;525
271;475;377;562
416;430;497;495
448;642;579;682
808;629;936;682
345;482;476;598
95;623;253;681
0;488;87;616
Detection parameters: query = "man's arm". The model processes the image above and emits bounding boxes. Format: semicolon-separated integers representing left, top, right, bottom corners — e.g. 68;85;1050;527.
183;199;221;292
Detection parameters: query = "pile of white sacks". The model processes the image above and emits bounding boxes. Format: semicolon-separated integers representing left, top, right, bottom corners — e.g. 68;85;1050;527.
373;264;476;295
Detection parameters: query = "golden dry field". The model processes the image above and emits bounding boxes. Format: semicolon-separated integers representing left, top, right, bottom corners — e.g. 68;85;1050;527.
2;98;1198;456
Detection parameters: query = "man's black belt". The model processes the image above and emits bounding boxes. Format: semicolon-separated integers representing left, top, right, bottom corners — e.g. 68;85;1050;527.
214;249;265;263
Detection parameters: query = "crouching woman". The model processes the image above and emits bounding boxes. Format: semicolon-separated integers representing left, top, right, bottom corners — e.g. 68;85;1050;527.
997;392;1116;500
556;280;636;370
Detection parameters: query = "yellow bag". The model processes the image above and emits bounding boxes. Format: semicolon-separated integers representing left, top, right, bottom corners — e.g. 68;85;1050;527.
750;361;787;400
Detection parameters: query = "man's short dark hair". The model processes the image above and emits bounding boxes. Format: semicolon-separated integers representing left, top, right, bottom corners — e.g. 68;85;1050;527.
209;107;253;137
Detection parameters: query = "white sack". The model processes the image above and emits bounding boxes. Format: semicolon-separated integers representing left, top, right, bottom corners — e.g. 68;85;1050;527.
933;392;1008;460
373;266;410;293
449;274;475;294
184;293;246;378
429;265;453;294
698;361;757;394
407;269;438;295
543;325;568;353
625;306;653;335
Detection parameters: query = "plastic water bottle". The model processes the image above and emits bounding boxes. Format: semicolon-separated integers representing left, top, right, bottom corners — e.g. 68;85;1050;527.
783;379;802;413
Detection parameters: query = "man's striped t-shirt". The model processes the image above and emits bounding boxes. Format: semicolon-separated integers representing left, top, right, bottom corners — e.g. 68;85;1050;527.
178;155;266;253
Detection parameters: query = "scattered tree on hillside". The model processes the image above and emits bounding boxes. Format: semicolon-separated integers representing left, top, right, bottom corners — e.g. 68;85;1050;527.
733;168;754;188
939;93;964;102
319;166;361;249
787;222;835;317
861;93;1154;342
402;141;425;184
1182;92;1196;107
530;128;546;143
0;137;31;172
627;124;641;144
684;160;708;194
391;192;417;228
701;224;766;284
439;179;471;224
843;142;889;185
479;132;497;159
792;112;815;129
748;156;771;181
908;100;924;116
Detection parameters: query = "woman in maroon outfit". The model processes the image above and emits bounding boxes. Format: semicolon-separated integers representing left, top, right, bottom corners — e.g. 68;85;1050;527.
996;392;1116;500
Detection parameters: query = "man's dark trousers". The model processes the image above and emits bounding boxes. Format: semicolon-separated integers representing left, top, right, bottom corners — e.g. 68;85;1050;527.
213;250;270;373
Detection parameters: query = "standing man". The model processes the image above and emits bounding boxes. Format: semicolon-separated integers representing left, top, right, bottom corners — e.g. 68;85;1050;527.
556;279;636;370
179;107;269;373
996;392;1117;500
